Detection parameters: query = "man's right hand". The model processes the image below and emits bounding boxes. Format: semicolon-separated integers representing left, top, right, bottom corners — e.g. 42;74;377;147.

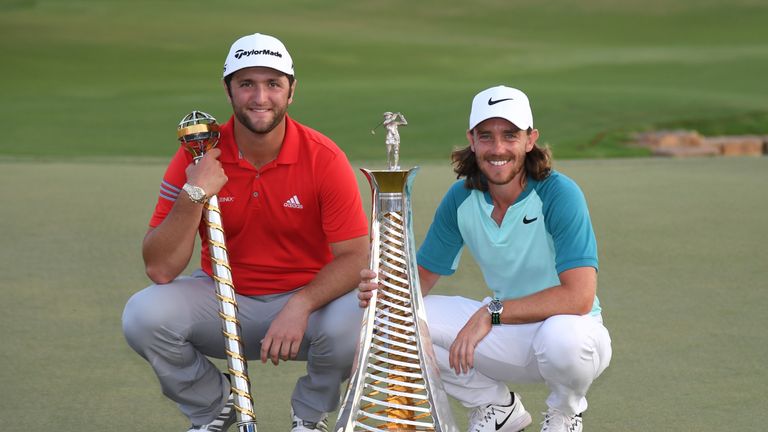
358;268;378;308
185;148;228;197
143;148;228;284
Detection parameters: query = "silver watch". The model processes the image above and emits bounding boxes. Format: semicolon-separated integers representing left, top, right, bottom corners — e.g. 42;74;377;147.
182;182;207;204
487;298;504;325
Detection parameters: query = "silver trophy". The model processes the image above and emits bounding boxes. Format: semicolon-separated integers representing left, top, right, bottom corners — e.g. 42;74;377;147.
177;111;258;432
335;113;458;432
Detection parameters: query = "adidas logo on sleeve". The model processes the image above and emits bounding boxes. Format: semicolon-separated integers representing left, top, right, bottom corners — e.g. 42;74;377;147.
283;195;304;209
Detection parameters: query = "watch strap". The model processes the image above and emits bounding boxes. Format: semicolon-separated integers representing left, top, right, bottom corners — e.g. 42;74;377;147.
491;312;501;325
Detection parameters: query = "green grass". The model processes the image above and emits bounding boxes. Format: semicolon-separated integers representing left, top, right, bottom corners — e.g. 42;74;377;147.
1;157;766;430
655;111;768;136
2;0;768;160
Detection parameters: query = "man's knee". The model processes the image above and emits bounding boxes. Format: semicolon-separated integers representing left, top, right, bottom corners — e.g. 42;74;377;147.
122;285;182;353
534;315;603;376
310;294;363;359
424;295;470;348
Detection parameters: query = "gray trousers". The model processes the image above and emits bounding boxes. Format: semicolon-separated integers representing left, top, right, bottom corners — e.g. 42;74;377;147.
122;270;362;426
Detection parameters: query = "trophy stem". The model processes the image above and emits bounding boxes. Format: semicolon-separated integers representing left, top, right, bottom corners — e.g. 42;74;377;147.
201;180;258;432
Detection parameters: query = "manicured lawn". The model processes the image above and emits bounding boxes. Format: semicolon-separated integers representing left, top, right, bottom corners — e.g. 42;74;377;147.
1;156;765;430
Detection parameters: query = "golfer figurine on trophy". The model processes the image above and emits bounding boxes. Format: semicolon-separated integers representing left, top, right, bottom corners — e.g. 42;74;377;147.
383;111;407;171
335;113;457;432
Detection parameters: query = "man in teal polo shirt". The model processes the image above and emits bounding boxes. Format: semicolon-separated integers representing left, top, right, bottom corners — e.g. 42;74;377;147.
359;86;612;432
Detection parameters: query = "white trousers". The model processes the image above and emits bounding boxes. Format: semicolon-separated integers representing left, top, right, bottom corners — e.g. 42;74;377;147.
424;295;612;415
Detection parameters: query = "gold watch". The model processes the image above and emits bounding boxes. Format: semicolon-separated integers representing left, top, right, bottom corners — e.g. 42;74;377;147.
182;182;207;204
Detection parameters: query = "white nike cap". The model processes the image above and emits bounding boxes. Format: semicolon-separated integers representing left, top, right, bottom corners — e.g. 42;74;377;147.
223;33;294;78
469;85;533;131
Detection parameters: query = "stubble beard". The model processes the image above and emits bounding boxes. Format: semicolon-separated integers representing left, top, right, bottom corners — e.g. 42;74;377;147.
235;104;288;135
480;154;526;186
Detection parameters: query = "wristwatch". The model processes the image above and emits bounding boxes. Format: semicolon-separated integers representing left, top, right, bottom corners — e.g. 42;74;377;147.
182;182;208;204
487;298;504;325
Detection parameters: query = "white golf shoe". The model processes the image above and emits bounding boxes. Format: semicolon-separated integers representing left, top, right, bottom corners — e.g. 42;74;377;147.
540;409;582;432
467;392;532;432
290;408;328;432
186;392;236;432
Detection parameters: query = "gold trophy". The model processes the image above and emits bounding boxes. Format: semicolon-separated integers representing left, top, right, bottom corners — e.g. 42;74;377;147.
335;113;458;432
177;111;258;432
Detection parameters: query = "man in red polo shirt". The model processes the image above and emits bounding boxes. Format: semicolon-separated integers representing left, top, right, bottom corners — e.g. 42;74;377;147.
122;33;369;432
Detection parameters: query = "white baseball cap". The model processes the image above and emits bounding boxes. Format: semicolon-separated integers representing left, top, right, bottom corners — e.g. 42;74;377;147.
469;85;533;130
222;33;294;78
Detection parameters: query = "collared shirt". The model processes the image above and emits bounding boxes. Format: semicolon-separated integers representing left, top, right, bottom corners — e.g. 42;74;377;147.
151;115;368;295
417;171;601;315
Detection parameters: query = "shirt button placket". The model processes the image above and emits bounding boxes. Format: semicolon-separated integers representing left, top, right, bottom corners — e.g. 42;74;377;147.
251;171;261;209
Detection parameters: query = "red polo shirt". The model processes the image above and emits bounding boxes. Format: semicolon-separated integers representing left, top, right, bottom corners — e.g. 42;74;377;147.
150;115;369;295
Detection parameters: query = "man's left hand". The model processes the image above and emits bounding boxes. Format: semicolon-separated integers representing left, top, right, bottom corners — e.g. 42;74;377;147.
448;306;492;375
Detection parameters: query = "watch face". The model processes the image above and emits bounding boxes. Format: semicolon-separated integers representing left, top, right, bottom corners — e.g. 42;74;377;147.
190;188;205;200
488;299;503;313
184;183;206;203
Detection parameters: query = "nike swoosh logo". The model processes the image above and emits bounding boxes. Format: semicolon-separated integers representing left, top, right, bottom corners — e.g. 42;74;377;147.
523;216;537;224
495;410;515;430
488;97;514;105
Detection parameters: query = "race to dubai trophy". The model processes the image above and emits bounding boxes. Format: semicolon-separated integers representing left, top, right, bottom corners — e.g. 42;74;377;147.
177;111;258;432
335;113;458;432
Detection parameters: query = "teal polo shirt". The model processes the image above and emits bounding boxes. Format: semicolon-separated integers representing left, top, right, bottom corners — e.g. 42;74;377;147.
417;171;601;315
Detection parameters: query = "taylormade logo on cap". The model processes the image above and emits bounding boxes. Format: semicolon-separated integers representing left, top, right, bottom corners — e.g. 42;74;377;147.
223;33;294;78
469;86;533;130
234;49;282;60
